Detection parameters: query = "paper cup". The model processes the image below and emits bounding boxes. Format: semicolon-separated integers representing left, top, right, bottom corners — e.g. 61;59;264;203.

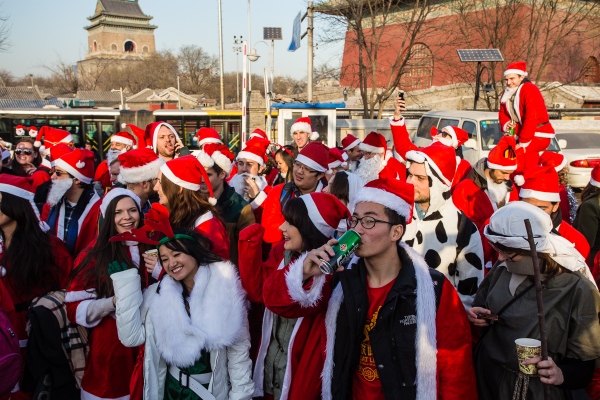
515;338;541;375
144;249;158;258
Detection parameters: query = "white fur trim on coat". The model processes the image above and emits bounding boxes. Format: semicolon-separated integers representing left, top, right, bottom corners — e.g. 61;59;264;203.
75;300;103;328
388;116;406;127
118;157;163;184
150;261;247;367
352;186;411;221
284;252;326;307
65;290;97;303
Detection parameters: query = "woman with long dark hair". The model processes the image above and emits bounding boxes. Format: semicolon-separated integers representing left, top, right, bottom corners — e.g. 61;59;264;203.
110;203;254;399
0;174;72;396
66;189;147;400
238;192;350;400
9;138;51;191
272;145;297;186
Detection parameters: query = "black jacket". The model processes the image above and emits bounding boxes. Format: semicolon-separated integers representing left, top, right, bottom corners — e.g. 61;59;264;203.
330;245;444;399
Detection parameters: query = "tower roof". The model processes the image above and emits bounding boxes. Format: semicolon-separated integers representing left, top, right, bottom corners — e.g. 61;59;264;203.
90;0;151;20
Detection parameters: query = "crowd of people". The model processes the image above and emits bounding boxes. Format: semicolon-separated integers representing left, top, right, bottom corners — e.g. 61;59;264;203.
1;61;600;400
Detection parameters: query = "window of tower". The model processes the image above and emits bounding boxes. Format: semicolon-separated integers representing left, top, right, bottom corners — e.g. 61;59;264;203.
142;46;149;54
111;43;118;52
93;41;98;52
124;41;136;53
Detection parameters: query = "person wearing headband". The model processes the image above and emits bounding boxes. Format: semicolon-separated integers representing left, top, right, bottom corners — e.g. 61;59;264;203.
110;204;254;400
469;201;600;399
65;189;148;400
272;144;297;186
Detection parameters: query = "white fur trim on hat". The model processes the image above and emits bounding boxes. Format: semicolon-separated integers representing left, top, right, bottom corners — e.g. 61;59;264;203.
504;69;527;77
554;157;568;172
237;150;264;167
198;137;222;147
441;126;459;149
310;132;320;141
118;157;163;184
196;151;215;169
111;135;134;147
406;150;452;187
54;158;92;184
343;138;360;151
302;194;336;237
100;188;141;217
0;184;34;201
160;163;201;191
519;188;561;203
290;121;312;136
590;177;600;188
352;186;411;220
513;174;525;186
486;160;518;171
211;151;233;174
296;154;327;173
359;142;385;154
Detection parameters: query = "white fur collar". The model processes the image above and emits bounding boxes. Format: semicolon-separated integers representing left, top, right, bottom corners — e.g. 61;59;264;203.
150;261;247;367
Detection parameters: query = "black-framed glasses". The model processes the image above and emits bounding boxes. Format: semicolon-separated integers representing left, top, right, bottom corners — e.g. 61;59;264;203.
489;242;519;261
14;149;33;155
347;215;394;230
293;161;319;174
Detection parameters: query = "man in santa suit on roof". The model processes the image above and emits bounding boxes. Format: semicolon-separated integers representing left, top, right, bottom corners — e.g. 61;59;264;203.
354;131;406;183
499;61;554;170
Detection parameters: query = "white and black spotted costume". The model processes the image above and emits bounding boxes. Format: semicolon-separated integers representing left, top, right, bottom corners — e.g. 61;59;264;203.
404;154;484;309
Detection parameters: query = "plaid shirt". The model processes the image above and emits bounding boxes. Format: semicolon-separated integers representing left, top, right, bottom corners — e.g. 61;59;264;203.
62;201;76;240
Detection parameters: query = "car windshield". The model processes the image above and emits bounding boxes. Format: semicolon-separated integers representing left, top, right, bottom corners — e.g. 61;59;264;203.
480;120;502;150
556;133;600;149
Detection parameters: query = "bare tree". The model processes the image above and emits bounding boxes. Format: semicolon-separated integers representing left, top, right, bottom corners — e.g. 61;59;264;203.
317;0;439;118
0;3;11;53
40;57;80;93
178;45;218;94
315;62;341;84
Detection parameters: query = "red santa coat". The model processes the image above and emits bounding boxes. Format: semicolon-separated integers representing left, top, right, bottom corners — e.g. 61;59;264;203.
66;241;144;400
238;224;327;400
390;117;470;188
499;81;554;168
30;169;51;192
194;211;230;260
41;192;102;257
93;160;111;194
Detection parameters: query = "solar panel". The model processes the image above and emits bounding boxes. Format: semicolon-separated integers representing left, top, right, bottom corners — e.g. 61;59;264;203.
264;27;283;40
457;49;504;62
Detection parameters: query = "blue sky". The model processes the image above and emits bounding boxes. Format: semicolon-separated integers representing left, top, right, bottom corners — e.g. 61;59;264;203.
0;0;344;79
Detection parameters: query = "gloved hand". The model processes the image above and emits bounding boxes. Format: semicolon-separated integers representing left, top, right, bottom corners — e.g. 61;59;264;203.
108;261;130;276
239;223;265;243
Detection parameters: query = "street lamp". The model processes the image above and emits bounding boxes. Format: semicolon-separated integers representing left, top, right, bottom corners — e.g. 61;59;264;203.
233;36;243;104
111;88;124;110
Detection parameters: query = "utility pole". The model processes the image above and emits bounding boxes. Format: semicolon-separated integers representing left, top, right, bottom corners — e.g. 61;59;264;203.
218;0;225;110
177;77;181;110
301;2;314;102
247;0;252;92
233;36;242;104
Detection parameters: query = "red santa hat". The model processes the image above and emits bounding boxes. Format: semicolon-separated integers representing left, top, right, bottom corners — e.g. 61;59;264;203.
110;131;136;148
118;147;163;184
100;188;141;217
341;134;361;151
34;126;74;149
487;135;518;171
328;148;347;173
145;122;181;151
359;131;387;154
300;192;351;237
430;125;469;149
237;143;267;167
193;127;222;147
160;155;217;205
519;166;561;203
296;141;329;173
249;128;269;141
504;61;528;77
28;126;38;137
591;165;600;188
290;117;319;141
53;148;95;184
539;151;567;172
121;123;147;149
15;125;25;136
48;144;73;167
0;174;48;231
406;142;457;187
197;143;235;174
353;178;414;222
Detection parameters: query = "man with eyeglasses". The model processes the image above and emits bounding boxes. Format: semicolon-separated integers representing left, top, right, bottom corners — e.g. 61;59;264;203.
390;97;472;189
261;141;329;243
264;178;477;399
404;142;483;308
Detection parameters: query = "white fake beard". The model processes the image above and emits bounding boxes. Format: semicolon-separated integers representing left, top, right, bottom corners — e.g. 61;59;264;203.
486;177;509;205
230;173;259;196
355;155;383;183
46;178;74;207
500;86;517;104
433;135;454;147
106;148;124;164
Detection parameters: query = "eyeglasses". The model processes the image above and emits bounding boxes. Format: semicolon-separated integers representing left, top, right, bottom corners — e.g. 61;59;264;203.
293;161;319;174
53;170;71;178
347;215;395;230
489;242;519;261
14;149;33;155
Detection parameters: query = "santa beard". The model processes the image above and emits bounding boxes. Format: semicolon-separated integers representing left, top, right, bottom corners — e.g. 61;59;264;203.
486;177;508;206
230;173;266;199
500;86;518;104
106;148;124;164
355;155;383;183
46;178;74;207
433;135;454;147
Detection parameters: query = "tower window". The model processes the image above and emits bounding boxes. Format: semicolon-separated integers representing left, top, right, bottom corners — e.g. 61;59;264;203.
93;41;98;52
142;46;149;53
111;43;118;52
124;41;136;53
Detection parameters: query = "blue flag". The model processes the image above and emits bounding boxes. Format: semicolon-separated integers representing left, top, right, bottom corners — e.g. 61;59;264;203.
288;12;301;52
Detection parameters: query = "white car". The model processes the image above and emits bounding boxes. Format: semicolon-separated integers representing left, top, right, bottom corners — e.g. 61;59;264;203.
555;132;600;188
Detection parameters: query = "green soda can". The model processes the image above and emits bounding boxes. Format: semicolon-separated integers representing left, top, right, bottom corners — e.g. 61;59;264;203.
318;229;362;274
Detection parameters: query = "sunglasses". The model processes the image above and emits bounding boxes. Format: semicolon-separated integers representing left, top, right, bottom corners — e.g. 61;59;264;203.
14;149;33;155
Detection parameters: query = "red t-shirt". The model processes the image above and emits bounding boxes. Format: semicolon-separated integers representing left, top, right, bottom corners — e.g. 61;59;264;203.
352;278;396;400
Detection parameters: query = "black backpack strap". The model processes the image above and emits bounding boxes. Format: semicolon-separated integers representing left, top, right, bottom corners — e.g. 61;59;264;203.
279;182;294;209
